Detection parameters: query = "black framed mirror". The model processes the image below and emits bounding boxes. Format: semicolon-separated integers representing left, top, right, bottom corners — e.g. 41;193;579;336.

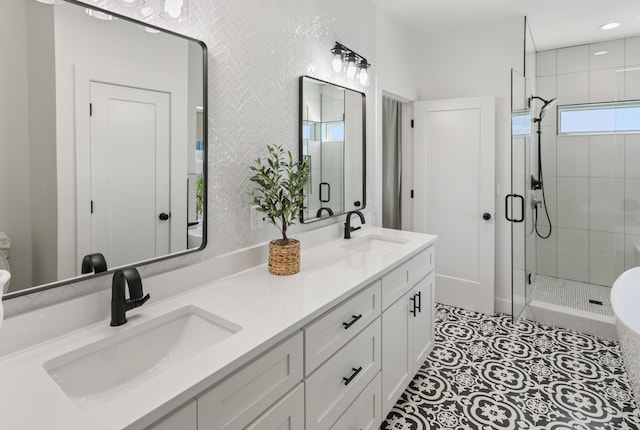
1;0;207;298
299;76;366;223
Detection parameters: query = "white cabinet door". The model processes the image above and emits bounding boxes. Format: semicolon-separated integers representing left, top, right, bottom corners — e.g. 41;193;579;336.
381;294;411;413
382;270;435;414
146;400;197;430
410;272;435;371
245;383;305;430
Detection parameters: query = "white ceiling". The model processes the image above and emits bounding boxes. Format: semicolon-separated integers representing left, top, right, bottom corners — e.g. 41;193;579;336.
372;0;640;51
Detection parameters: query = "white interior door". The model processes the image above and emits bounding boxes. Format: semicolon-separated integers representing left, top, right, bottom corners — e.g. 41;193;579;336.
413;97;495;315
89;82;170;268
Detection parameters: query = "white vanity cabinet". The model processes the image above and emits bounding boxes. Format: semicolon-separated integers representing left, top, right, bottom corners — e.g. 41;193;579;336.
146;400;197;430
381;247;435;413
145;243;435;430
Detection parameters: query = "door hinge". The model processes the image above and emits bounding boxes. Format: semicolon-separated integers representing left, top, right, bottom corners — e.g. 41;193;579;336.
90;103;93;116
410;119;414;128
90;200;94;214
410;189;414;198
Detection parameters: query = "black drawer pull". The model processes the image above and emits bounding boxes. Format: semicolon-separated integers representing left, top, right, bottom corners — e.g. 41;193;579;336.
416;291;422;313
410;295;417;317
343;366;363;385
342;314;363;329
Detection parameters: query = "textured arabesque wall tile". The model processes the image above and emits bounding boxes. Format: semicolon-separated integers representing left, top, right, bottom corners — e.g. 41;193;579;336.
5;0;377;316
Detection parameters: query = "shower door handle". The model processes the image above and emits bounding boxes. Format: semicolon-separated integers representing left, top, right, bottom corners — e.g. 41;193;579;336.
505;194;524;223
319;182;330;203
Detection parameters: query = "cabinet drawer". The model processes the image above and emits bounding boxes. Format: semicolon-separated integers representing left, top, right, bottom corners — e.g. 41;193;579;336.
330;372;381;430
305;318;381;430
381;260;411;310
197;332;303;430
245;383;304;430
304;281;381;375
410;246;435;284
146;400;197;430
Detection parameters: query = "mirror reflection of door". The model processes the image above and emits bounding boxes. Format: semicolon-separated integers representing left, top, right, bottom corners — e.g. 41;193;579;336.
88;82;170;268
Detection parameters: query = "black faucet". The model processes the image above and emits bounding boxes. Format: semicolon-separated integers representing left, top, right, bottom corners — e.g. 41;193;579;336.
81;253;108;274
316;207;334;218
344;210;365;239
110;268;150;326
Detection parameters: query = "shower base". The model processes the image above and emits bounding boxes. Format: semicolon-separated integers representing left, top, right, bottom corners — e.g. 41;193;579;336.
530;275;614;316
523;275;617;339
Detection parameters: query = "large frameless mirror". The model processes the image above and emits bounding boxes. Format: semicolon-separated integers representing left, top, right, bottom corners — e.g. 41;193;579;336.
1;0;207;298
299;76;366;223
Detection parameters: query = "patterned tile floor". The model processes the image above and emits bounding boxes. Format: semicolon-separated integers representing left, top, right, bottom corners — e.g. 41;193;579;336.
381;304;640;430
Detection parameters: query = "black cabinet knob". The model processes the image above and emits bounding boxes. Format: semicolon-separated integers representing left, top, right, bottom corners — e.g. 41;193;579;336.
159;212;170;221
483;212;491;221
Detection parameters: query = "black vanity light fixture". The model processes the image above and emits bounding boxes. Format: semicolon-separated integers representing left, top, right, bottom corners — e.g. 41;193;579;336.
331;42;371;87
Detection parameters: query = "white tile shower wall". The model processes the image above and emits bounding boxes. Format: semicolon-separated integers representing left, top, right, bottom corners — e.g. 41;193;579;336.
4;0;377;317
536;36;640;286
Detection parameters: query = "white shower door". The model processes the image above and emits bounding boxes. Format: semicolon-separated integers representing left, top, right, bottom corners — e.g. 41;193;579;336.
88;82;171;268
413;97;496;315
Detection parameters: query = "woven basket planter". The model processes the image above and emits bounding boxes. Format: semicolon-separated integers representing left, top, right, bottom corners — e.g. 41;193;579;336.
268;238;300;276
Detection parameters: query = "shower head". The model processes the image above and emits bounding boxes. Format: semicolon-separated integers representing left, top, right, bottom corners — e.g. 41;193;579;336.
529;96;557;121
540;97;557;116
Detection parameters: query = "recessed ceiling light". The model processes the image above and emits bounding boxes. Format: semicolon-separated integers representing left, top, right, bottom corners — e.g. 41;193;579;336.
600;22;621;30
594;51;608;56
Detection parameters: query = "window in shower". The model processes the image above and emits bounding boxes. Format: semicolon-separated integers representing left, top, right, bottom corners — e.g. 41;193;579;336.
558;100;640;135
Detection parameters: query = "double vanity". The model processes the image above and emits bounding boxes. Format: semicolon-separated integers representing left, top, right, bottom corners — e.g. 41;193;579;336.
2;1;436;428
0;227;436;429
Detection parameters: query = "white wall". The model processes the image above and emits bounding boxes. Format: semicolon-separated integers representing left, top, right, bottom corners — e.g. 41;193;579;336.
415;18;524;314
374;8;422;228
535;36;640;286
1;0;32;291
27;1;57;287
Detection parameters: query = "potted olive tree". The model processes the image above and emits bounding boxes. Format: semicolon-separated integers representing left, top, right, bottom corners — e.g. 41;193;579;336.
249;144;309;275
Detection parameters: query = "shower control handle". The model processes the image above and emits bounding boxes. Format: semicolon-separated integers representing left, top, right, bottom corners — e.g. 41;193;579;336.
483;212;491;221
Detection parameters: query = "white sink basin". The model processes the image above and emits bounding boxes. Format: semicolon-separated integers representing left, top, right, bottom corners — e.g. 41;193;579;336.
44;306;241;406
341;234;409;253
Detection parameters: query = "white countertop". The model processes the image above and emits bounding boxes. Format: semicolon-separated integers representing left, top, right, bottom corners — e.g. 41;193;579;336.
0;227;436;430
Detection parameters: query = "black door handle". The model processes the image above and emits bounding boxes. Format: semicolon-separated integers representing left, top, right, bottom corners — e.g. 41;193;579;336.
410;295;417;317
342;314;363;329
159;212;171;221
505;194;524;223
483;212;492;220
342;366;363;385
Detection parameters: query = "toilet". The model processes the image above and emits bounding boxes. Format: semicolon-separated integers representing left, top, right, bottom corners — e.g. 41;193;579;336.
0;252;9;294
0;233;10;294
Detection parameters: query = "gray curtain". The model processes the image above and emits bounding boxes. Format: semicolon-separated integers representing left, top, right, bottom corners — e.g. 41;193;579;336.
382;97;402;230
